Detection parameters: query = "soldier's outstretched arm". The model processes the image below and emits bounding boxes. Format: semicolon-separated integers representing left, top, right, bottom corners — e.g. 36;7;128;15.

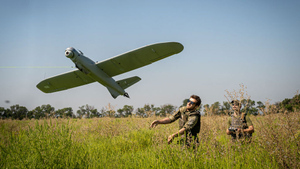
150;118;172;128
168;128;186;144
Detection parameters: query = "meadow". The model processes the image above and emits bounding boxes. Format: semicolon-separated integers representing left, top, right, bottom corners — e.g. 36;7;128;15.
0;112;299;169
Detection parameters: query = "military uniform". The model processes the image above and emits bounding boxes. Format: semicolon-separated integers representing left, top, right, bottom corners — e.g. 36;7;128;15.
168;106;201;146
228;113;253;141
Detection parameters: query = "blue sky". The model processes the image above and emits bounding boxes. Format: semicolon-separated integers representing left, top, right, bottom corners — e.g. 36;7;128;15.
1;0;299;112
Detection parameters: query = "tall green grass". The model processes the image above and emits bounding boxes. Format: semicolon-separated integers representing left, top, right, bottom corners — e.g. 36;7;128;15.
1;113;299;168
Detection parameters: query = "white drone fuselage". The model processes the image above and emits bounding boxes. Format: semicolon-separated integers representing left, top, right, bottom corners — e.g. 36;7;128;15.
65;47;128;98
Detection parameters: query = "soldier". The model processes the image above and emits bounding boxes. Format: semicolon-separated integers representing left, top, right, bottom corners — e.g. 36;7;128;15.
226;100;254;142
150;95;201;147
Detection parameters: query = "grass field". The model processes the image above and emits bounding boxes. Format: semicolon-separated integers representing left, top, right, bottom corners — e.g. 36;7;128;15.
1;112;299;168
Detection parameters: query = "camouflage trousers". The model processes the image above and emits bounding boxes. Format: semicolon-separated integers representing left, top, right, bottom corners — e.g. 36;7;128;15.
177;134;199;149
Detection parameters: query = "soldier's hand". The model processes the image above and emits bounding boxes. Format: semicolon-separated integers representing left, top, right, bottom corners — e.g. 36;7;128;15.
150;120;159;128
168;135;174;144
226;129;231;135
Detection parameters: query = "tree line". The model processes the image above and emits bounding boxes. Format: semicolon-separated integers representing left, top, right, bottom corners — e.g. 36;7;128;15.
1;94;299;120
203;93;300;116
0;103;178;120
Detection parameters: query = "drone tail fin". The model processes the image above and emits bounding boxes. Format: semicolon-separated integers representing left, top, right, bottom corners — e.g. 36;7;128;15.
107;76;141;99
116;76;141;90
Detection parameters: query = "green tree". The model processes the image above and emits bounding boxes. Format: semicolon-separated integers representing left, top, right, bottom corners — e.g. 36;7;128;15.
157;104;176;117
32;104;55;119
279;94;300;112
10;104;28;120
203;104;210;116
77;104;99;118
211;102;221;115
241;99;258;115
26;110;34;119
117;105;134;117
143;104;160;117
220;101;231;115
135;104;161;117
291;94;300;111
152;106;161;117
56;107;75;118
256;101;265;114
0;107;11;119
280;98;293;112
136;107;146;117
89;108;100;118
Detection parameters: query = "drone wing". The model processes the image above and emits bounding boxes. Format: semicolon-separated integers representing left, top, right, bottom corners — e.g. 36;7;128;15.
37;69;95;93
96;42;183;77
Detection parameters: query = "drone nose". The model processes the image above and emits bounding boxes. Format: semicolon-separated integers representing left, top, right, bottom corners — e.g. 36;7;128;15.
65;50;74;58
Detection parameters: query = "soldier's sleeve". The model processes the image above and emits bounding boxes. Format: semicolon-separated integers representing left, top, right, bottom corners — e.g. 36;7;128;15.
246;116;253;126
228;117;231;128
183;115;199;130
168;107;184;122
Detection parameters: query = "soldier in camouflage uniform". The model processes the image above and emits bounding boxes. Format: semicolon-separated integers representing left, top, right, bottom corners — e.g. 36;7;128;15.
226;100;254;142
150;95;201;146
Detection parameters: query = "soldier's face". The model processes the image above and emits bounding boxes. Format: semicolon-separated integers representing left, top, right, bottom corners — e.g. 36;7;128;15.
187;98;198;110
232;104;241;111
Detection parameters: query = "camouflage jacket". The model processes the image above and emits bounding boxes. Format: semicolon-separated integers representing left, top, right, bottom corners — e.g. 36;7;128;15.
228;113;253;139
168;106;201;138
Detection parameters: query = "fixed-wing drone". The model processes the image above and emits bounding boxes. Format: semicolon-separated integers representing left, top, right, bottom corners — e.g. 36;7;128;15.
37;42;184;98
